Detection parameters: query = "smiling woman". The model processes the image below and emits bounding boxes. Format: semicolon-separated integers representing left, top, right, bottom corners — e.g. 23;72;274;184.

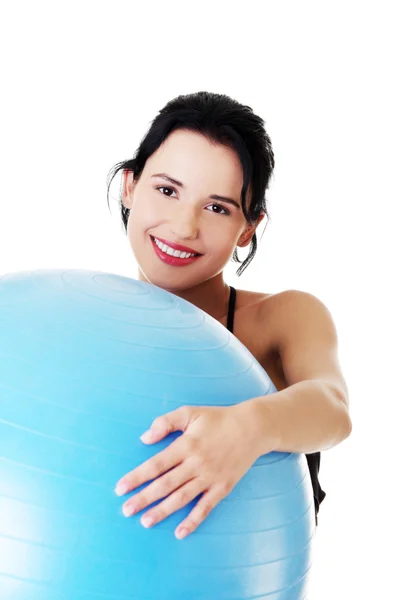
116;127;267;299
106;91;275;287
101;90;351;595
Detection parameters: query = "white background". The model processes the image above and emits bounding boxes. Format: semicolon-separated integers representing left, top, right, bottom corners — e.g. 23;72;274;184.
1;1;399;597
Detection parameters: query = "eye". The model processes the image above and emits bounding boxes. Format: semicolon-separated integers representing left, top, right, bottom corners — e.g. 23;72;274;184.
156;186;176;197
206;204;230;216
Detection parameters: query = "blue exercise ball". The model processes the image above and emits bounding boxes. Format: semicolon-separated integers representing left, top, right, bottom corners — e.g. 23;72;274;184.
0;269;315;599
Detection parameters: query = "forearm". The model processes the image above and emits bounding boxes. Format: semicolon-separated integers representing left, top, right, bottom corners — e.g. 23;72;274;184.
243;380;352;456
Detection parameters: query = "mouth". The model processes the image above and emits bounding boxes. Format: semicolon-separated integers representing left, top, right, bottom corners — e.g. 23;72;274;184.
151;236;201;256
150;235;202;266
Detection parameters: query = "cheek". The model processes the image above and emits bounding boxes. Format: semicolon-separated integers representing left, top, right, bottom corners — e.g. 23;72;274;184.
127;201;149;233
208;228;237;254
126;202;159;254
130;196;160;225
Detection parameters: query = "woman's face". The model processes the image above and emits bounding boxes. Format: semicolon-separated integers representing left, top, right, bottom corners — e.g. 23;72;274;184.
122;129;262;293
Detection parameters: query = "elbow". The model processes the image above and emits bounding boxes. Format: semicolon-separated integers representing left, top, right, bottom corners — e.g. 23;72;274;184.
344;412;353;439
338;400;352;442
324;380;352;441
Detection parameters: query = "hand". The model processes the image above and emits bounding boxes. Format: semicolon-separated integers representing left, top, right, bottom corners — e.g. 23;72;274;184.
115;402;269;540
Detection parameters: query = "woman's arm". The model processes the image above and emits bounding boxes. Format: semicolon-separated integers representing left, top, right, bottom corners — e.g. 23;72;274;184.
238;290;352;456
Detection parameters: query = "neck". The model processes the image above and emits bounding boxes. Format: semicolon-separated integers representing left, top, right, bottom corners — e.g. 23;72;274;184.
137;269;231;322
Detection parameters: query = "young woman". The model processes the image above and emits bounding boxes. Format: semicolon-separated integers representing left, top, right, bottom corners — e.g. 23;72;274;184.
107;91;352;540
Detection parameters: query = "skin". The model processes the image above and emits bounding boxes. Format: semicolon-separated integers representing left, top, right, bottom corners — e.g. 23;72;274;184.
117;129;270;540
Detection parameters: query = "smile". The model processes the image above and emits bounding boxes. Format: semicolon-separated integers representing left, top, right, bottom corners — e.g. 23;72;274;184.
153;236;198;258
150;236;202;267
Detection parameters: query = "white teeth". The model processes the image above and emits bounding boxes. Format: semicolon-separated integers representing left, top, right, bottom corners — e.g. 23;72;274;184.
154;237;196;259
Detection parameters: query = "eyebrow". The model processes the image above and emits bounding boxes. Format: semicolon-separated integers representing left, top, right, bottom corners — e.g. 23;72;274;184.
151;173;241;210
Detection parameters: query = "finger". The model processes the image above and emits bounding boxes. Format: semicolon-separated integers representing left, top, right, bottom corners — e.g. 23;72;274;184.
122;461;192;517
115;438;185;495
139;477;204;529
140;406;192;444
175;485;227;539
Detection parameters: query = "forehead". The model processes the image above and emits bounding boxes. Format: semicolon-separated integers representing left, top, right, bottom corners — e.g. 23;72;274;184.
145;129;244;188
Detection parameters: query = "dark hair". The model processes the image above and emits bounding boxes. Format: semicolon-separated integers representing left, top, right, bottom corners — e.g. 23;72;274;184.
106;91;275;276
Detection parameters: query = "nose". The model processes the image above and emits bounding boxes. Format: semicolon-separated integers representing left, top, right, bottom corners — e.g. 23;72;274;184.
168;204;200;241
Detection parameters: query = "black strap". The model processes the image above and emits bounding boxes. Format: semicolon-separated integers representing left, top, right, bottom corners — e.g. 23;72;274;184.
227;286;236;333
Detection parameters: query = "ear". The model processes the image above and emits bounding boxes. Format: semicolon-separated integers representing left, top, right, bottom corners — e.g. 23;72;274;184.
122;170;136;210
237;213;265;248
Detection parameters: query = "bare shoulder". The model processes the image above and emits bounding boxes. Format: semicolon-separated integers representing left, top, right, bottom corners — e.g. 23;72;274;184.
258;289;350;405
266;288;339;337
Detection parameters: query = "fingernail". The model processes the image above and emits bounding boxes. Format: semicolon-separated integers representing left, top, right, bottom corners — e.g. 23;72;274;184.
115;482;128;496
141;514;155;528
176;527;189;540
122;504;136;517
140;429;154;442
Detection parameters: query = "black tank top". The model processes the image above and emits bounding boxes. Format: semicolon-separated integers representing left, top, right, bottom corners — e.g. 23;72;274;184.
227;286;326;526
